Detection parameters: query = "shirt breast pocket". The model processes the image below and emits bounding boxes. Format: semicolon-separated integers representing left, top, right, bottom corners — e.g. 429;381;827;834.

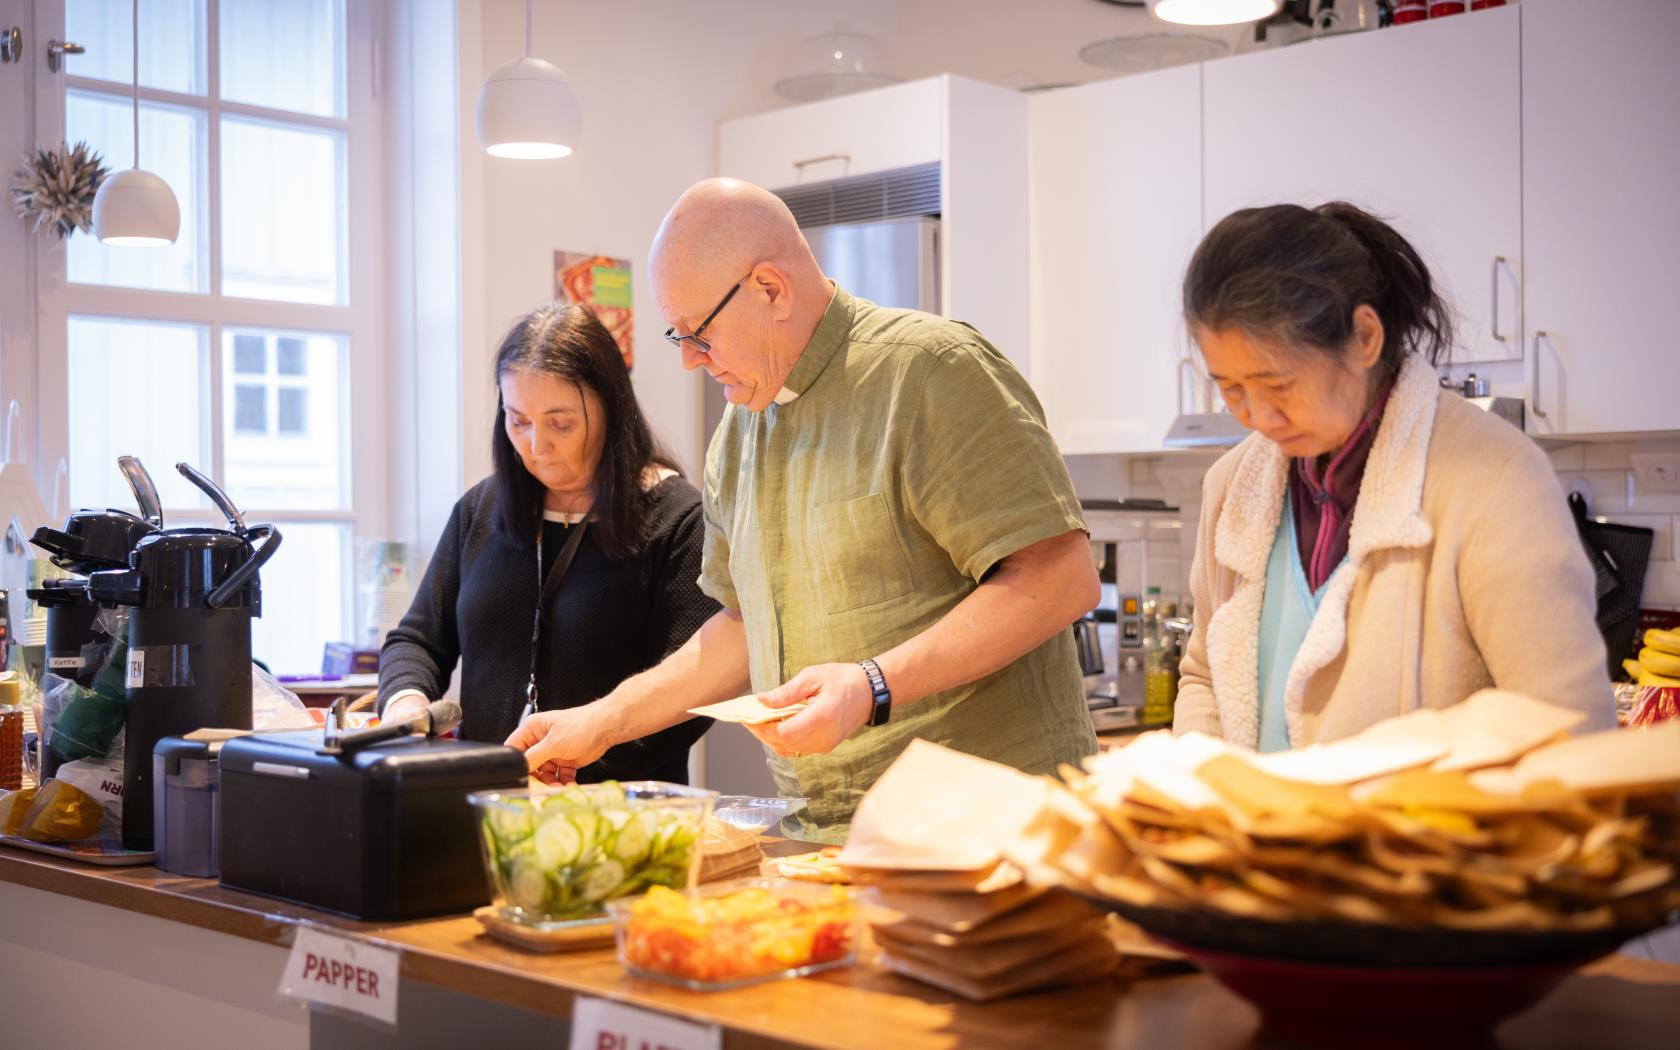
814;493;914;615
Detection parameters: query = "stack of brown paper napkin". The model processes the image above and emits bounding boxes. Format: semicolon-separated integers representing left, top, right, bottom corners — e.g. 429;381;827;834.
698;816;765;883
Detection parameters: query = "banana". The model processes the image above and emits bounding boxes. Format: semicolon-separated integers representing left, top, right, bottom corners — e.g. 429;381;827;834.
1624;658;1646;681
1644;627;1680;656
1639;646;1680;678
1638;668;1680;689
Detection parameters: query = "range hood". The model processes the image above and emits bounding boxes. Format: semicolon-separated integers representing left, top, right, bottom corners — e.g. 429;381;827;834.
1163;410;1249;448
1162;374;1525;449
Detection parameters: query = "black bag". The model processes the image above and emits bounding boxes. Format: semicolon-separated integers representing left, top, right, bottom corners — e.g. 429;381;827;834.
1568;492;1653;679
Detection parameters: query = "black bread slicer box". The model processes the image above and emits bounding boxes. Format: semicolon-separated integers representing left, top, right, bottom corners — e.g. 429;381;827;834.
217;730;527;920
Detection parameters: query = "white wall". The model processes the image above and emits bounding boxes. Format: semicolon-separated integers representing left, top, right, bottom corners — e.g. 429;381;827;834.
449;0;1248;485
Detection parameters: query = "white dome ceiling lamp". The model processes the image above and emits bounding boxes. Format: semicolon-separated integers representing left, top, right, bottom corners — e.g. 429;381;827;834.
92;0;180;246
775;25;901;103
1147;0;1282;26
476;0;582;159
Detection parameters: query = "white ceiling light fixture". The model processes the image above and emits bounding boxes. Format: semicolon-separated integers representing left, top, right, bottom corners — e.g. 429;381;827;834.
775;25;900;103
1147;0;1282;27
476;0;582;159
92;0;180;247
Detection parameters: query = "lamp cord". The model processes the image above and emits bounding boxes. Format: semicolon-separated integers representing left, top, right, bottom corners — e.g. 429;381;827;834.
524;0;533;58
130;0;139;169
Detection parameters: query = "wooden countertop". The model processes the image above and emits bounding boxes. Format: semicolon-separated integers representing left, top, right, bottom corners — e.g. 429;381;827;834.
4;846;1680;1049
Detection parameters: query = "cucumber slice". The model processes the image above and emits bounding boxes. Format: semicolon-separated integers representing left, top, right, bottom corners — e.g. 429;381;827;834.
543;786;589;812
487;804;533;845
577;860;626;903
612;810;657;866
568;810;603;851
534;814;585;869
509;859;548;912
590;780;626;807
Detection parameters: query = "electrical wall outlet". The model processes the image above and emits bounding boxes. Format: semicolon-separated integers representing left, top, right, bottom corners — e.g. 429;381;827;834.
1631;439;1680;495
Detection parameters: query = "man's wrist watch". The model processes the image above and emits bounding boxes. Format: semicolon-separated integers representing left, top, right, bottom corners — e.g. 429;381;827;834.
859;658;892;727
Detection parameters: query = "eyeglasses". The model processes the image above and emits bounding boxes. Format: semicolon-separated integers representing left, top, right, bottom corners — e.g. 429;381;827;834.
663;272;751;355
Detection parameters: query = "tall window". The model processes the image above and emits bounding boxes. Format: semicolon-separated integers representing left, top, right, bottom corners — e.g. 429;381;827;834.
50;0;382;674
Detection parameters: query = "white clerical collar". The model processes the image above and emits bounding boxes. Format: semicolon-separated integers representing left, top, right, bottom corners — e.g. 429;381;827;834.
773;387;801;405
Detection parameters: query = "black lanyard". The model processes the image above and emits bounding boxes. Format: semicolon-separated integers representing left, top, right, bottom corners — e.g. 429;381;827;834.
522;518;589;723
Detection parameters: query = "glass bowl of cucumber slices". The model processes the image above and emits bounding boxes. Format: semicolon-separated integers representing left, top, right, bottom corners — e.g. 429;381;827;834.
470;781;717;928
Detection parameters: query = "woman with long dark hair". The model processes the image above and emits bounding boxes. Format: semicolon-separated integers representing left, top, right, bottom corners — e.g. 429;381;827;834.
1174;202;1613;750
379;303;716;782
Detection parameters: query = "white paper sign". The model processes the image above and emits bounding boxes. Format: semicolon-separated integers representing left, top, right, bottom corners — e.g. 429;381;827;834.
569;996;721;1050
278;926;399;1027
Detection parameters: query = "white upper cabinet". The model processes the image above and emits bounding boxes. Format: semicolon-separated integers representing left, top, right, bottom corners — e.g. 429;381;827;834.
717;79;944;190
1522;0;1680;436
718;77;1032;378
1027;66;1205;455
1202;8;1524;365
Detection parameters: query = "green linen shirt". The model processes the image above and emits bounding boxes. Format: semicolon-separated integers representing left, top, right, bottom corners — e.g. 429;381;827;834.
699;284;1098;843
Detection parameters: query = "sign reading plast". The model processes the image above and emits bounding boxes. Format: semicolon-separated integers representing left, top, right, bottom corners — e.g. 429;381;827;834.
569;996;721;1050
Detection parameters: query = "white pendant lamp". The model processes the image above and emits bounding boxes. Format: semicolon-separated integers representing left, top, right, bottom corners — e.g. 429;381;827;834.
1147;0;1282;26
92;0;180;246
476;0;581;159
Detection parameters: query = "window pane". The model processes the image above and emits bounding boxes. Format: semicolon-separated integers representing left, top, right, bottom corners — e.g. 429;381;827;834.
233;333;266;374
277;388;308;434
65;0;207;95
222;329;347;509
250;521;348;675
68;316;209;511
233;384;267;433
219;0;344;118
66;91;207;293
221;118;343;304
276;337;306;375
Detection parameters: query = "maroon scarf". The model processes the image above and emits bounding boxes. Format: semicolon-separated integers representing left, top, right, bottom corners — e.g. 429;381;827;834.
1290;381;1394;591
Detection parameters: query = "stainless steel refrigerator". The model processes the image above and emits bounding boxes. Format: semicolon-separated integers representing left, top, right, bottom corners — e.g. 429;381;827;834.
697;215;939;800
700;216;939;439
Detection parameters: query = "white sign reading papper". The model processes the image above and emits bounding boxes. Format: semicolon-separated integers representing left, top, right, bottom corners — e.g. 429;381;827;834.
278;926;399;1027
569;996;721;1050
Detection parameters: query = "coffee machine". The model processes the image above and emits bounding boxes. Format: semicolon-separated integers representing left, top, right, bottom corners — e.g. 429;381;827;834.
28;457;162;777
88;462;280;851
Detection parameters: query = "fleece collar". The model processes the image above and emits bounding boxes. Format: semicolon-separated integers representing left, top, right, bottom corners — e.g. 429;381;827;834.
1203;353;1440;748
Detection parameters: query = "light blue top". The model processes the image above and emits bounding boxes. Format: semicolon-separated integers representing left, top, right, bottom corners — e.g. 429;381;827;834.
1256;493;1345;753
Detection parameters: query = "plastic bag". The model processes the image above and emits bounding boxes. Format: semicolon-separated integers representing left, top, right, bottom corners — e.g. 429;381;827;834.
44;674;126;762
0;785;40;835
18;779;103;842
252;664;315;730
56;729;125;834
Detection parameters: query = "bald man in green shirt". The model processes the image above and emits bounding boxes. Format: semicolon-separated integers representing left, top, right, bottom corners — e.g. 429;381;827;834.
508;178;1099;841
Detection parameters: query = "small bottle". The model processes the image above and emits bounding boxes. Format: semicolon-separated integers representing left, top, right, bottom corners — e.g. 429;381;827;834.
1142;588;1175;727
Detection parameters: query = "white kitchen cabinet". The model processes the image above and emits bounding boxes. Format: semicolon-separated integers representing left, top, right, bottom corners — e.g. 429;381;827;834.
1027;66;1206;455
717;78;944;190
1202;7;1524;366
1521;0;1680;436
717;76;1030;377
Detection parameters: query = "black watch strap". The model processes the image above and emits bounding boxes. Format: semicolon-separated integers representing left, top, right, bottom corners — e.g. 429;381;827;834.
860;658;892;727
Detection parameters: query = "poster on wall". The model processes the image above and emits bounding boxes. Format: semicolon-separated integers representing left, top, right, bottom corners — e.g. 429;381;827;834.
554;252;634;370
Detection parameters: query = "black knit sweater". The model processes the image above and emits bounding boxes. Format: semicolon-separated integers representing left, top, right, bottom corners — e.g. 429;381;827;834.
379;475;718;783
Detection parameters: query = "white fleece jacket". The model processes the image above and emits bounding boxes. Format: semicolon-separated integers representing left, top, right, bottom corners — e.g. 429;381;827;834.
1174;352;1616;748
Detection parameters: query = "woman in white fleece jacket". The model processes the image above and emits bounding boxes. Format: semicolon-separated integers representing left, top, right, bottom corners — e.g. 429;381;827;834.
1173;202;1614;751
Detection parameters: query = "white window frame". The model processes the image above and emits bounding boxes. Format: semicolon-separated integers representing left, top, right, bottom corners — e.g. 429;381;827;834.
29;0;390;666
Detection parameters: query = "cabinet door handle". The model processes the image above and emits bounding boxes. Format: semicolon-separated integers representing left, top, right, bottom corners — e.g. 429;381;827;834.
1531;330;1550;420
791;152;851;180
1490;256;1509;343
